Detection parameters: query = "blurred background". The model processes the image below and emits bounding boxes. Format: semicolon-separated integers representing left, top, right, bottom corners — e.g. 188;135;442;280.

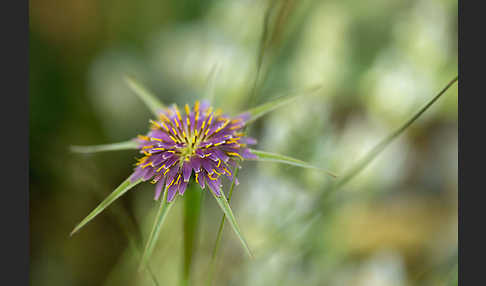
29;0;458;285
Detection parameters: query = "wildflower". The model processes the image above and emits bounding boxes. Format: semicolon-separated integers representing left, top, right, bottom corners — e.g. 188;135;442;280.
70;77;334;262
131;100;257;202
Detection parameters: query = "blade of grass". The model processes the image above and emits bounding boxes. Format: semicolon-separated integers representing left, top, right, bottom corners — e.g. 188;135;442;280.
210;178;253;258
316;76;458;206
70;140;138;154
182;183;203;286
336;76;457;191
139;189;176;271
247;0;278;108
124;75;166;116
206;167;239;286
249;149;337;178
243;84;323;125
70;177;143;235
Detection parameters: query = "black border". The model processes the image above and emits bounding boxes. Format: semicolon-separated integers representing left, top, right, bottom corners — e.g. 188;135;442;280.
3;0;29;284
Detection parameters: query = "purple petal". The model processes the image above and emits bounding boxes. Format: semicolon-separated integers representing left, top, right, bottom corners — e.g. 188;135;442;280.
143;168;156;181
167;183;179;202
241;148;258;159
129;167;146;182
165;167;180;185
154;179;165;200
178;180;188;195
190;157;202;172
242;137;257;145
182;161;192;182
206;176;222;196
196;171;205;189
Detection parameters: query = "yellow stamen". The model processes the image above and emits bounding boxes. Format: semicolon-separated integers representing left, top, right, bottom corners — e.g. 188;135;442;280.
213;169;222;176
195;173;199;183
194;100;200;112
161;122;169;131
138;135;149;141
227;152;243;159
167;178;175;187
208;173;217;180
150;120;161;129
217;160;221;168
214;142;224;146
142;162;153;168
151;137;162;142
157;165;166;172
164;168;170;175
187;117;191;126
175;107;182;121
208;114;214;125
160;114;170;122
169;136;177;143
223;168;232;176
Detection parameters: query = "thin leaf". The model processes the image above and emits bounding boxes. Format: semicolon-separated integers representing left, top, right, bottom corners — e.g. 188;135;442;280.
244;85;323;125
207;166;240;286
124;75;166;116
313;76;458;207
247;0;278;107
333;76;458;191
139;189;175;271
70;177;143;236
70;140;138;154
250;149;337;178
210;189;253;258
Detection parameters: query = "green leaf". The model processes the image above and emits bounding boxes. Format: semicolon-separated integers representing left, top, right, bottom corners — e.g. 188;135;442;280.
139;189;175;271
333;76;458;191
70;177;143;236
70;140;138;154
243;85;323;125
207;166;240;286
311;76;458;208
249;149;337;178
210;189;253;258
124;75;166;116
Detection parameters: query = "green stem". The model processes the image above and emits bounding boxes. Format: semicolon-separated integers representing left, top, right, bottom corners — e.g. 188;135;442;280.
206;166;240;286
182;183;203;286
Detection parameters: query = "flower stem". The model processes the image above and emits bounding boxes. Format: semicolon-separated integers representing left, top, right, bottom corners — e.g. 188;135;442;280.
182;182;203;286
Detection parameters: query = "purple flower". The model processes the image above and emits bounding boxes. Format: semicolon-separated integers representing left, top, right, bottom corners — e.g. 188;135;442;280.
129;100;257;202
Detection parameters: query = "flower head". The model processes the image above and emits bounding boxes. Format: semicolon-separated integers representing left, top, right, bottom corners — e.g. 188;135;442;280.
130;100;257;201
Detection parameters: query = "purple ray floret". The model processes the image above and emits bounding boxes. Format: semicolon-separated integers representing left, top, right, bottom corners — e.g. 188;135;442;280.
129;100;257;202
